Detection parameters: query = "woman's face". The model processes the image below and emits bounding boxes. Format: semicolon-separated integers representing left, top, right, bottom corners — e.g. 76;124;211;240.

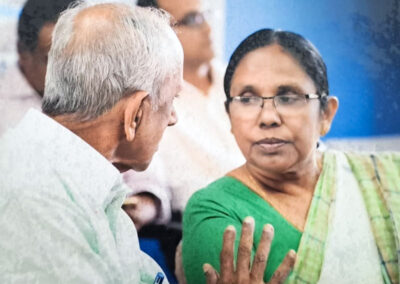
228;44;335;174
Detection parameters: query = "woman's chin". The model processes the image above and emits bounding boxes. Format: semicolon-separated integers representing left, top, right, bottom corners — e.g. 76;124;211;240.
249;154;297;175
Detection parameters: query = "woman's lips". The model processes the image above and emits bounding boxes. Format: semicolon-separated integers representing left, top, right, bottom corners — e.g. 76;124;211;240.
255;138;288;153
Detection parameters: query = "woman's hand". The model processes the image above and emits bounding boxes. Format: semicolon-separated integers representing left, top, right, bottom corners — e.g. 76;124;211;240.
203;217;296;284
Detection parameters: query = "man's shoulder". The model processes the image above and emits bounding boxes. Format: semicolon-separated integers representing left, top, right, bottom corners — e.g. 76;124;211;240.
0;114;76;200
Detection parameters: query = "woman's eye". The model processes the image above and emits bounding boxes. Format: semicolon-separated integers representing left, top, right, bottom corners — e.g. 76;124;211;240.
279;95;293;103
240;97;252;104
277;94;301;105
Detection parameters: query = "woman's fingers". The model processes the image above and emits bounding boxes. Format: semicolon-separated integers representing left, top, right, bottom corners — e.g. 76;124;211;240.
250;224;274;282
219;225;236;283
210;219;295;284
268;250;296;284
236;216;255;282
203;263;219;284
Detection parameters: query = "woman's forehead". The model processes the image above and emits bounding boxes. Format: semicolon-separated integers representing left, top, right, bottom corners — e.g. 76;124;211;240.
234;45;301;75
231;45;315;93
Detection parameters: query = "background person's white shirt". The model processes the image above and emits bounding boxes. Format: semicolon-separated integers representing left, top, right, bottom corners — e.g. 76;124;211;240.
0;64;41;136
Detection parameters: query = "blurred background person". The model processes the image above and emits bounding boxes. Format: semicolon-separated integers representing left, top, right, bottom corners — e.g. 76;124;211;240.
0;0;75;135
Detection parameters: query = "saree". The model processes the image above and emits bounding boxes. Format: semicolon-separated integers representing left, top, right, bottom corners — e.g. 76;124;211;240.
286;150;400;284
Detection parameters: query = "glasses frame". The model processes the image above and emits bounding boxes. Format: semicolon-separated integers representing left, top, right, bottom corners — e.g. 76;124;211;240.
225;93;326;113
175;11;208;28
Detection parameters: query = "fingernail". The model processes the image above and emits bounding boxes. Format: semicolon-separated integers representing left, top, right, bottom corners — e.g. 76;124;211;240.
263;224;274;233
289;249;297;258
203;263;211;274
226;225;236;232
243;216;255;226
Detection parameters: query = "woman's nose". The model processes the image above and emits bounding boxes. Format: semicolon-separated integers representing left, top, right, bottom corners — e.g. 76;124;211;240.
258;99;282;128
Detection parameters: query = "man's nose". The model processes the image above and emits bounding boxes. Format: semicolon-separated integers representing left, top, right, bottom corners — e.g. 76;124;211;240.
168;107;178;126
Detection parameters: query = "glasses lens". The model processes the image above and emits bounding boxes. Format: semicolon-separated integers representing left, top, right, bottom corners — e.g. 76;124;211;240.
179;12;205;27
274;94;306;113
230;96;262;118
234;96;262;106
230;93;310;118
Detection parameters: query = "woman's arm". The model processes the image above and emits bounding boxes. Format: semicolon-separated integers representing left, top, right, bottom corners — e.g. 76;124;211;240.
182;191;295;284
183;189;242;283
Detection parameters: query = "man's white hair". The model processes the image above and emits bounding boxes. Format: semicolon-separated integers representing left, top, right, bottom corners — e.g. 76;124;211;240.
42;1;183;120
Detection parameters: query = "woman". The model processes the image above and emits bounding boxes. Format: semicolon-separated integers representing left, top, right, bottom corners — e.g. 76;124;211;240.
182;29;400;284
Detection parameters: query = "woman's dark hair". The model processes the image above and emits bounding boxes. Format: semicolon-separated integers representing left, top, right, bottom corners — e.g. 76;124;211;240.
224;29;329;109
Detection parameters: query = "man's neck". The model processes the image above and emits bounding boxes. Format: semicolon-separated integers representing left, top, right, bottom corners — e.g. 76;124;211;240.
53;114;120;161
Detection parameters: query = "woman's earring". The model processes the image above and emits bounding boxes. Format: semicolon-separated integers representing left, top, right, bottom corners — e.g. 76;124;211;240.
320;124;329;136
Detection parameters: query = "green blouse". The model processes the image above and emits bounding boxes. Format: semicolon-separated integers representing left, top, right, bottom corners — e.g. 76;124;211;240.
182;176;302;284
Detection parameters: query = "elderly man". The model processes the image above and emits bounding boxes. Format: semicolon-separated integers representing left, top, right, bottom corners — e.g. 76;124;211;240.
0;2;182;283
0;0;161;231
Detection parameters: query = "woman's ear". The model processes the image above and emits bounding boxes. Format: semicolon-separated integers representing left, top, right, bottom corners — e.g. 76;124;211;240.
320;96;339;136
124;91;149;142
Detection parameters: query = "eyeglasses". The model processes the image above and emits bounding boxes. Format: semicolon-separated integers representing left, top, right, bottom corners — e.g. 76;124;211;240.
226;92;326;118
175;11;208;28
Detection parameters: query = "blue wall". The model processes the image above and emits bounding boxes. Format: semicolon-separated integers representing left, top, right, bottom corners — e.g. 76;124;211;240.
225;0;400;138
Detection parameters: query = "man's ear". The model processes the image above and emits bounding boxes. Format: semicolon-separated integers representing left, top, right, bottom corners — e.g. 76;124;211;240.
124;91;149;142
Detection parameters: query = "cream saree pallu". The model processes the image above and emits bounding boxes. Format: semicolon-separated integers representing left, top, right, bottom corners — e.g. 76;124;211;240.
286;151;400;284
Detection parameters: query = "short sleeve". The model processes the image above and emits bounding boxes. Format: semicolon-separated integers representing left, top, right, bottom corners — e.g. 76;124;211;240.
182;187;248;284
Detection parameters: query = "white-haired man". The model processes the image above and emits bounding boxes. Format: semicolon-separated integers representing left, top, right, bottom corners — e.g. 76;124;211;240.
0;2;182;283
0;2;294;283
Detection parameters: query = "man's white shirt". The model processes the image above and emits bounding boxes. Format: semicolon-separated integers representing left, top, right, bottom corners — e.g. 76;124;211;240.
0;109;167;284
